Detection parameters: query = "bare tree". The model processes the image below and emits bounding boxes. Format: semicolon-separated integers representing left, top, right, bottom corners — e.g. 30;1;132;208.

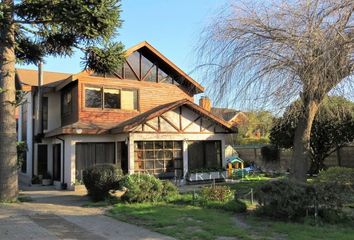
197;0;354;182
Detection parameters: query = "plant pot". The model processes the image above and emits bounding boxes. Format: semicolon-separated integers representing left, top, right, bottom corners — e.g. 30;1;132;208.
42;179;52;186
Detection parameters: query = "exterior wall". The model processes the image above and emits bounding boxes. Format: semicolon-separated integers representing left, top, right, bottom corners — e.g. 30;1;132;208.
77;76;193;125
18;92;33;185
61;134;128;190
61;82;79;126
45;91;61;131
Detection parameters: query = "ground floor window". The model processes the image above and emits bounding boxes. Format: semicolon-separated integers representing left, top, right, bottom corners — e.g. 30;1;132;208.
134;141;183;178
188;141;222;170
75;142;115;181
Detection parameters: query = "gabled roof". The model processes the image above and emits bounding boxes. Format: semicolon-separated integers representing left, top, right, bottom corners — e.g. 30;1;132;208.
110;99;235;133
16;69;72;88
125;41;204;94
211;107;242;121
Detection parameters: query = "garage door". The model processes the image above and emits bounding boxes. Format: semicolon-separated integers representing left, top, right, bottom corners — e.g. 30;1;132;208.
75;142;115;181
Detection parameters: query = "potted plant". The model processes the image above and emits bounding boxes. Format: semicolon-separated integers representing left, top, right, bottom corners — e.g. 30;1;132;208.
42;172;52;186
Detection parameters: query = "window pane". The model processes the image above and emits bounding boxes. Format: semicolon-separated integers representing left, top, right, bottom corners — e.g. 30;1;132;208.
104;88;120;109
121;90;138;110
124;62;138;80
85;87;102;108
126;52;140;79
42;97;48;130
157;68;168;82
141;55;155;81
62;90;72;115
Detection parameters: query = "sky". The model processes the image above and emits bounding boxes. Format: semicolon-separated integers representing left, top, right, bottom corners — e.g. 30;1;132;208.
19;0;225;77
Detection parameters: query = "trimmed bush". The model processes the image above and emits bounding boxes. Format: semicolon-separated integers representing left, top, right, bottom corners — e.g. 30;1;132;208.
200;185;233;202
83;164;123;201
254;179;314;220
120;174;165;203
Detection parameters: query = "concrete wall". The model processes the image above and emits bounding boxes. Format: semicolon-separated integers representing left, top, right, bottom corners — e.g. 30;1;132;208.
46;91;61;131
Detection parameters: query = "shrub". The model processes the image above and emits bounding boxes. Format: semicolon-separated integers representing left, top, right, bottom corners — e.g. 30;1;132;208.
204;199;247;213
83;164;123;201
261;145;279;161
161;180;179;201
120;174;164;203
200;185;233;202
254;179;314;220
316;167;354;186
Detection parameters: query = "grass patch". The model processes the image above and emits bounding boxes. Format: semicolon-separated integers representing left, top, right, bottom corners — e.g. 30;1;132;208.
109;202;250;240
246;216;354;240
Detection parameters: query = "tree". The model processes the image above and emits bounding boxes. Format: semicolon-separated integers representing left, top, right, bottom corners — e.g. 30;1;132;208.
270;96;354;174
0;0;124;201
197;0;354;182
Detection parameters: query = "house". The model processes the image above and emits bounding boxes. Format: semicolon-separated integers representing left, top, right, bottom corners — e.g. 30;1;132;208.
16;41;236;190
211;106;249;127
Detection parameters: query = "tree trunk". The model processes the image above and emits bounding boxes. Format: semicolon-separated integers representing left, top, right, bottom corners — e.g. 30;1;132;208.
290;99;319;182
0;0;18;201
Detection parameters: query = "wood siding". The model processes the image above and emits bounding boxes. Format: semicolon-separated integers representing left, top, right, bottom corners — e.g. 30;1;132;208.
77;76;193;125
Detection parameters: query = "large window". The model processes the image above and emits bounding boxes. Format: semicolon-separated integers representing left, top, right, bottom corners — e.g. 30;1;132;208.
188;141;222;171
84;86;138;110
134;141;183;178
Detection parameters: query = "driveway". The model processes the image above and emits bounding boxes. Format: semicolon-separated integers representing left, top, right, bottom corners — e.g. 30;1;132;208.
0;188;174;240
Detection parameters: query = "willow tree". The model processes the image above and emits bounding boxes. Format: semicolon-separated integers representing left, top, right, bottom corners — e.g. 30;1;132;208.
198;0;354;182
0;0;124;201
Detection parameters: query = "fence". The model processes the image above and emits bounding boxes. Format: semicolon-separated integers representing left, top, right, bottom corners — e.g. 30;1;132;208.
226;144;354;172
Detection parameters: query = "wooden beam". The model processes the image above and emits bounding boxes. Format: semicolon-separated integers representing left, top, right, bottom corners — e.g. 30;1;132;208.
179;107;182;130
182;116;201;132
125;60;140;80
160;115;180;132
141;64;156;81
145;122;159;132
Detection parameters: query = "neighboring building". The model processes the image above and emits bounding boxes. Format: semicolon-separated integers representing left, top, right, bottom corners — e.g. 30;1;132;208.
211;107;248;127
16;41;236;189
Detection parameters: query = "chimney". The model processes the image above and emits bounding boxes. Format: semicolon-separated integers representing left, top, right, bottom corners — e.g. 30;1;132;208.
199;96;211;111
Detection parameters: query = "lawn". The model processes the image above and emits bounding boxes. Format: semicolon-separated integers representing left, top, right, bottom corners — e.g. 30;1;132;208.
105;174;354;240
108;201;354;240
109;202;250;240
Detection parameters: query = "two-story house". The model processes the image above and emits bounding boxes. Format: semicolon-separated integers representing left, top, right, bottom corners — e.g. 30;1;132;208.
16;41;236;190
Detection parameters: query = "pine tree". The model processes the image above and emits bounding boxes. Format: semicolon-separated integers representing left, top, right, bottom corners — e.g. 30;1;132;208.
0;0;125;201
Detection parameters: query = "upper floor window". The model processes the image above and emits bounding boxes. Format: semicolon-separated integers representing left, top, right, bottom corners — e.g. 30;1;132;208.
62;90;72;116
84;86;138;111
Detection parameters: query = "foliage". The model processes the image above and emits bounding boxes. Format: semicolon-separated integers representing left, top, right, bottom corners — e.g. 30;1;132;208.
202;199;247;213
200;185;233;202
255;179;350;222
235;111;273;145
120;174;176;203
161;180;179;201
255;179;314;220
83;164;123;201
10;0;125;73
270;96;354;173
31;175;40;184
260;145;279;162
16;141;27;169
316;167;354;186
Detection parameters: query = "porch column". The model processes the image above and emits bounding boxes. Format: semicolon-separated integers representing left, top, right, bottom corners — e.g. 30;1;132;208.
183;139;188;178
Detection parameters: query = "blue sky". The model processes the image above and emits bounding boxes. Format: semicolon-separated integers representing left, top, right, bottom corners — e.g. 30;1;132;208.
19;0;225;77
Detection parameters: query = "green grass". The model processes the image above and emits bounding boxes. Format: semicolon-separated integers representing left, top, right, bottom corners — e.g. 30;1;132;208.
109;202;250;240
246;216;354;240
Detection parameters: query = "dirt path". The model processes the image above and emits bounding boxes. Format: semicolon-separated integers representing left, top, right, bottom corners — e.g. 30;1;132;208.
0;189;174;240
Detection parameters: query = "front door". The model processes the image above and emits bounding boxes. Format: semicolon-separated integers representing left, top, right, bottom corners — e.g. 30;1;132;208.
37;145;48;176
52;144;61;181
117;142;128;174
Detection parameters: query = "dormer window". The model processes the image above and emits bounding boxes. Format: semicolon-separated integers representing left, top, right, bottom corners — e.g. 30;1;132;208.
84;86;138;111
